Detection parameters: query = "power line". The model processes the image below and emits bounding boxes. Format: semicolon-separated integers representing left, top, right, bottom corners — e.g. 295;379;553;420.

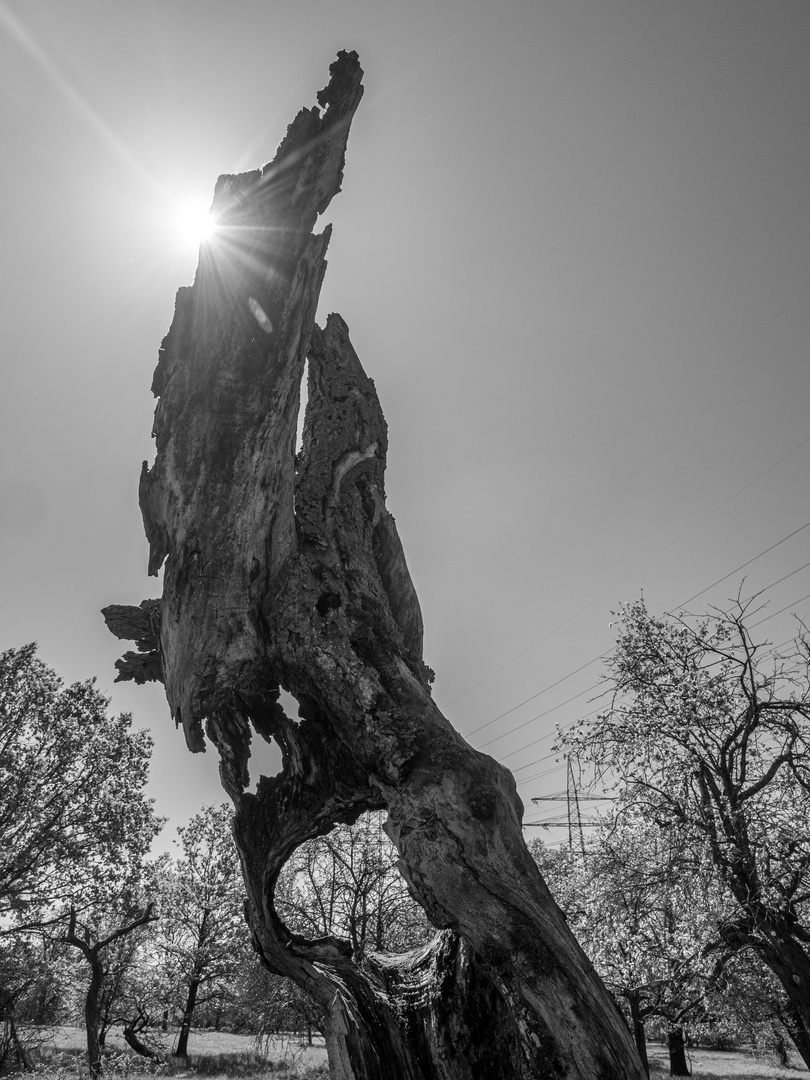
676;521;810;609
476;684;596;750
468;539;810;753
511;630;810;812
501;592;810;772
531;794;614;801
467;655;605;739
523;820;602;829
509;711;601;771
511;626;810;783
515;762;566;785
448;436;810;706
751;560;810;602
751;591;810;630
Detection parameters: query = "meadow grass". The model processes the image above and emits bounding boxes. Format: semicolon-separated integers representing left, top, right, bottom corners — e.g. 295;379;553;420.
30;1027;327;1079
646;1044;810;1080
30;1028;810;1079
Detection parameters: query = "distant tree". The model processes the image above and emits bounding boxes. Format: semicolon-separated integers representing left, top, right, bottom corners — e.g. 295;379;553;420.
532;818;724;1076
0;936;50;1074
231;955;322;1045
0;644;159;927
158;805;247;1058
696;949;798;1062
275;811;432;957
62;894;158;1076
0;644;162;1074
560;597;810;1067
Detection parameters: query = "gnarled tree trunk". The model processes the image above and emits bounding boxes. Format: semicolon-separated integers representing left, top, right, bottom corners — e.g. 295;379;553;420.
104;51;645;1080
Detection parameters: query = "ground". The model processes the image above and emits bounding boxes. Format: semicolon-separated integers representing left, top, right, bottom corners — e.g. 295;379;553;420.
31;1026;328;1078
647;1046;809;1080
26;1029;810;1079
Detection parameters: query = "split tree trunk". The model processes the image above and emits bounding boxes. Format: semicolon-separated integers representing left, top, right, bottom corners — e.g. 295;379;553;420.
104;51;645;1080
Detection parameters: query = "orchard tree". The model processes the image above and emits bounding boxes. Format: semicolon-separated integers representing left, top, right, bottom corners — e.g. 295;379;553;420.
561;597;810;1067
532;819;724;1076
701;951;799;1064
0;643;161;1074
0;644;158;927
159;805;247;1058
62;894;158;1076
0;935;53;1074
231;956;322;1045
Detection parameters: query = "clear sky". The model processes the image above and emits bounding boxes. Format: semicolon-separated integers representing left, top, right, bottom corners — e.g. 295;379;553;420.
1;0;808;846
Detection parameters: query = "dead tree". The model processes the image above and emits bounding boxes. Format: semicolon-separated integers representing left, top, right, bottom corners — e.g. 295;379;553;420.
104;52;645;1080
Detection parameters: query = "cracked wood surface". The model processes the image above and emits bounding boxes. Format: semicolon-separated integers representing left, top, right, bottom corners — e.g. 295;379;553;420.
105;51;645;1080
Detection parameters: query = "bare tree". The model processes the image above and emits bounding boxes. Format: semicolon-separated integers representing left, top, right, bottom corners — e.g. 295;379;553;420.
275;811;432;956
104;52;645;1080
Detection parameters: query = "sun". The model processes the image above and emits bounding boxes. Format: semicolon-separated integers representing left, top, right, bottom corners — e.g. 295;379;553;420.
173;200;217;247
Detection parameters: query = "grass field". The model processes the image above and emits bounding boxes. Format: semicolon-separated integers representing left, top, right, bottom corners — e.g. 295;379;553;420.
33;1027;328;1078
646;1045;810;1079
29;1028;810;1079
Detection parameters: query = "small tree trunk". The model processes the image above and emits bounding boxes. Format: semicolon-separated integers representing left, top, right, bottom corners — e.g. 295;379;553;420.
627;992;649;1078
2;1005;32;1073
667;1028;690;1077
773;1028;789;1068
63;906;157;1079
174;976;200;1058
84;957;104;1078
122;1025;162;1061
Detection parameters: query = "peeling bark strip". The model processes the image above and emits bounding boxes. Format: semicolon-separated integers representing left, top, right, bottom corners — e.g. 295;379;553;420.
104;52;645;1080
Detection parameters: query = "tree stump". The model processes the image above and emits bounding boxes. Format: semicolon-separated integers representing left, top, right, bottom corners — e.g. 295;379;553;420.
105;51;645;1080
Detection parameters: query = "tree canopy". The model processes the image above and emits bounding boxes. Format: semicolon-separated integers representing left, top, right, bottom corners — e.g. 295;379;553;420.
0;643;160;927
561;597;810;1066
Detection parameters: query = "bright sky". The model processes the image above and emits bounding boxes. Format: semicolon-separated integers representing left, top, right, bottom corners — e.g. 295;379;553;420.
1;0;808;847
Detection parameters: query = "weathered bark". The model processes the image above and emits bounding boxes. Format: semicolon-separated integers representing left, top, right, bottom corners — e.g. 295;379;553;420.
104;51;645;1080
